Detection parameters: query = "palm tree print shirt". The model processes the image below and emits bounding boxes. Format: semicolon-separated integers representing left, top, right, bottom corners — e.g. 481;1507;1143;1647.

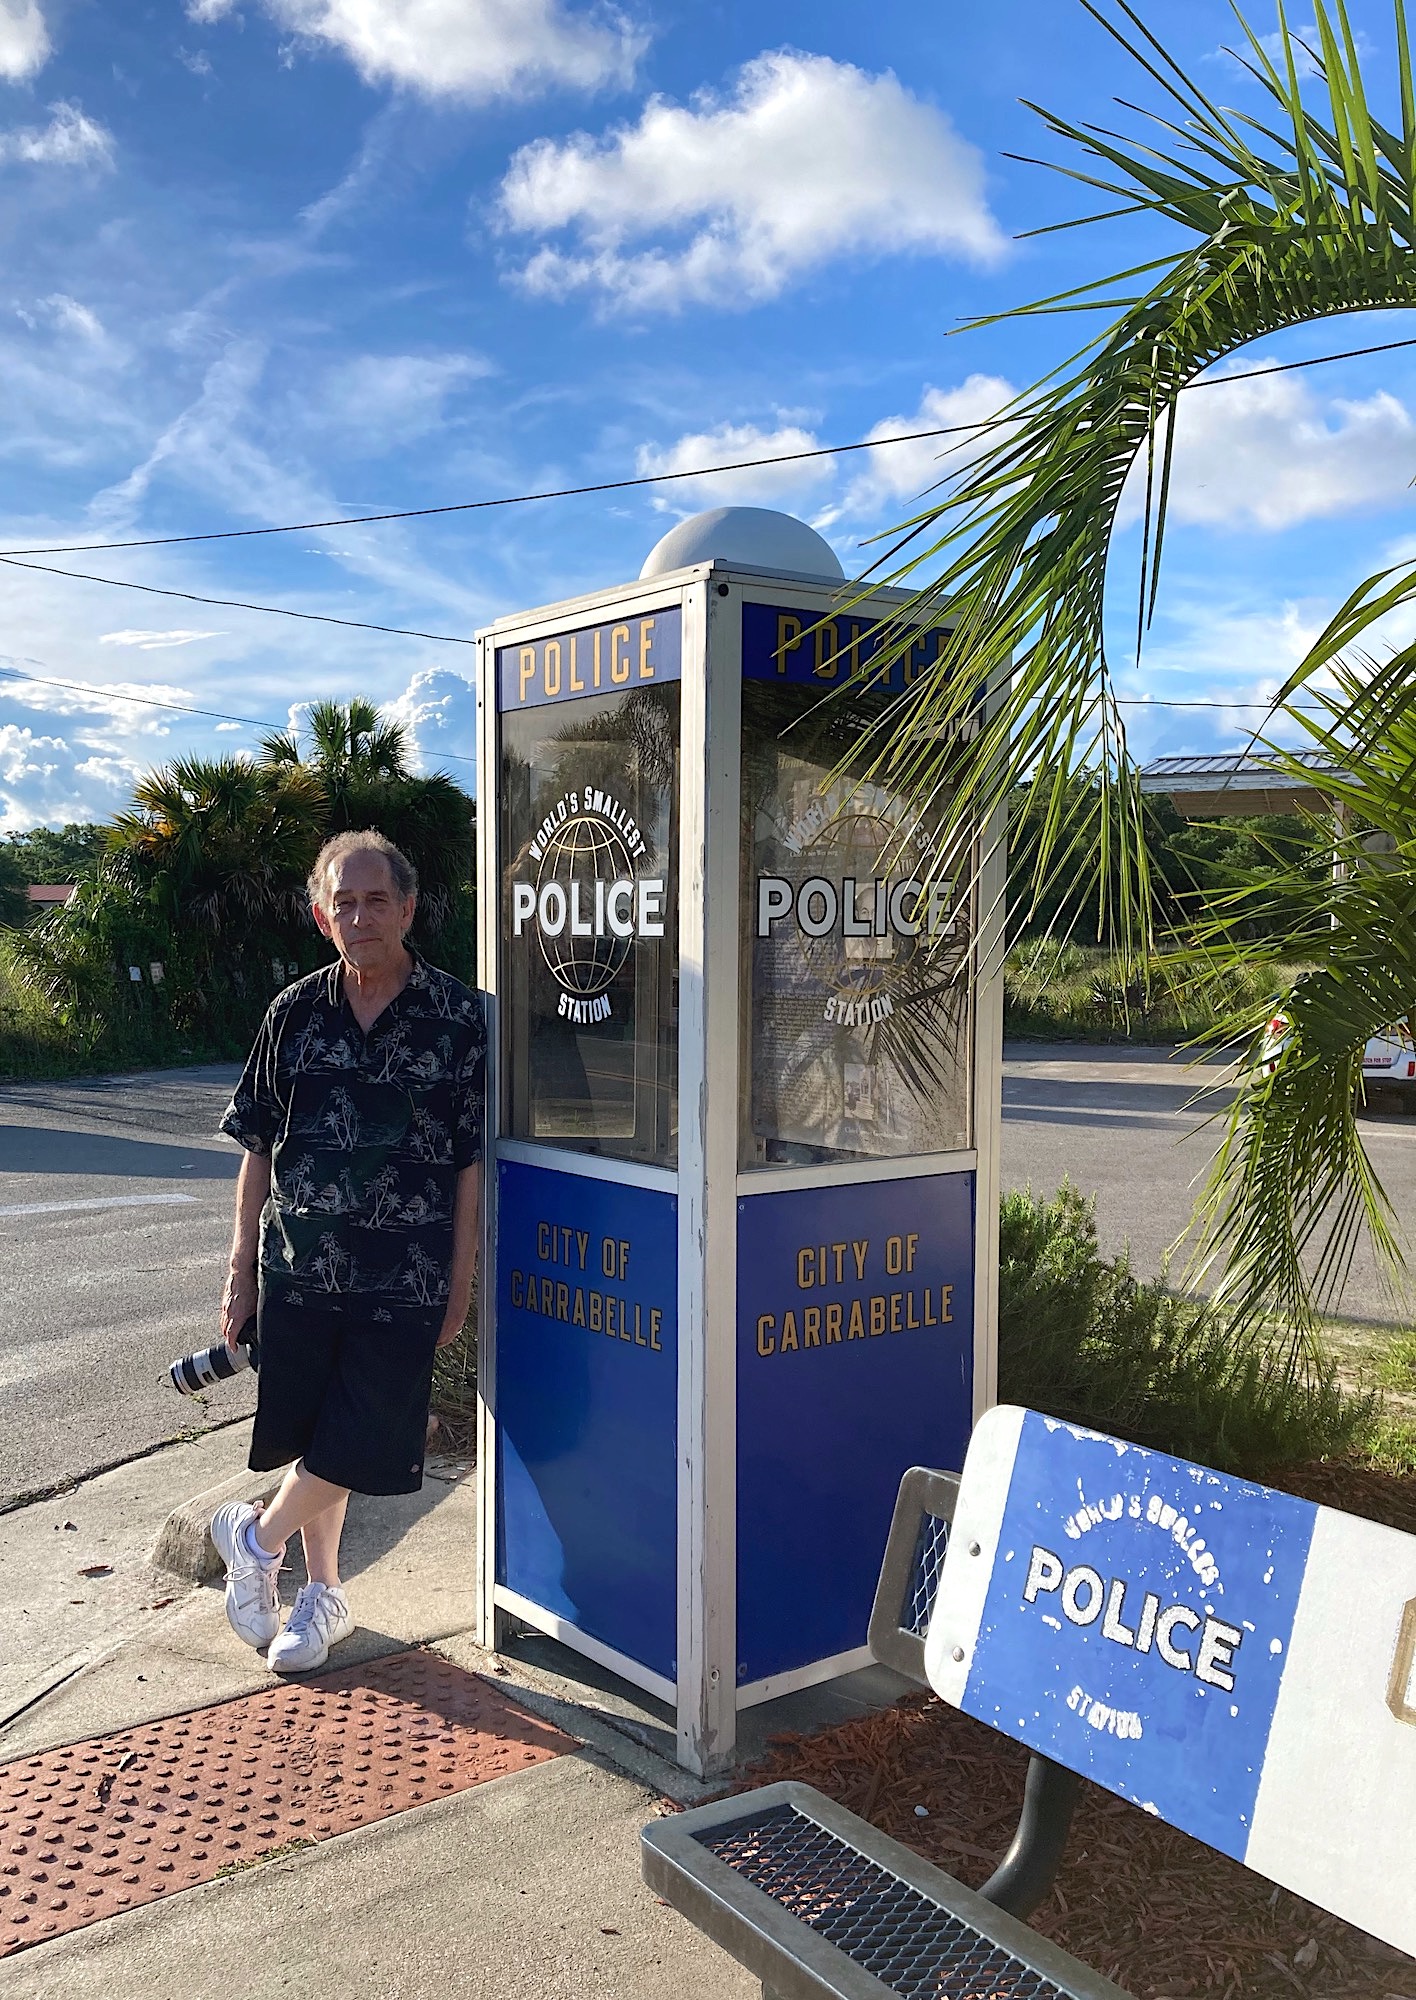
220;953;486;1318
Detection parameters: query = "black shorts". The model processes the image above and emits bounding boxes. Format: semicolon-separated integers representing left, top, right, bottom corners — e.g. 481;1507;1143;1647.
250;1294;443;1496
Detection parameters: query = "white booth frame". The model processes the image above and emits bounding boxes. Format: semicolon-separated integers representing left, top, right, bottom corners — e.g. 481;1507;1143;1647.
475;558;1004;1775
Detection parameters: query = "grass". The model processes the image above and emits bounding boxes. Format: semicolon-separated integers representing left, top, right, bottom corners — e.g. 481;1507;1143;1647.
0;953;235;1080
1004;939;1300;1045
999;1181;1396;1478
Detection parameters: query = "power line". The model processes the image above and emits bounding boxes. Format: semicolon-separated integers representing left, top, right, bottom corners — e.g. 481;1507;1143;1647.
0;659;1322;735
0;664;478;767
1;331;1414;561
1115;696;1323;710
0;555;475;646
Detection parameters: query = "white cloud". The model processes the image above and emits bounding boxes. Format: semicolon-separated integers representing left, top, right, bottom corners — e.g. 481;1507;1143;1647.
0;103;113;171
231;0;641;102
380;667;476;782
99;629;225;650
500;50;1004;314
1116;366;1416;532
186;0;236;21
0;722;141;832
309;351;494;453
635;420;832;513
214;720;243;732
841;375;1018;517
0;1;49;82
39;294;104;340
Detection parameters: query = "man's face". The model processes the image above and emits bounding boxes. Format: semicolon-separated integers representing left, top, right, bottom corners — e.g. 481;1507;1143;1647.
313;849;416;974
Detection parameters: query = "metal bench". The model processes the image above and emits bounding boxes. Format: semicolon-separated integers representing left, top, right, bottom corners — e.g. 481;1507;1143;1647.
643;1406;1416;2000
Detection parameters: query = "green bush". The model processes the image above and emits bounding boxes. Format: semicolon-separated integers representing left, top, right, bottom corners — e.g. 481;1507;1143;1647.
998;1182;1375;1475
1003;942;1296;1044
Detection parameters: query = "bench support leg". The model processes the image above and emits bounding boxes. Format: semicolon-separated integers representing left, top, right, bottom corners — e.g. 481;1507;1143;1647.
977;1754;1081;1922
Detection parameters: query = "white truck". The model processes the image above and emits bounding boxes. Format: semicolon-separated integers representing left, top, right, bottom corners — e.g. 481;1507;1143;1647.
1260;1011;1416;1107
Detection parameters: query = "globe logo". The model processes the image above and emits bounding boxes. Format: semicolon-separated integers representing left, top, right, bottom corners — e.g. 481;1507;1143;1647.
536;813;637;998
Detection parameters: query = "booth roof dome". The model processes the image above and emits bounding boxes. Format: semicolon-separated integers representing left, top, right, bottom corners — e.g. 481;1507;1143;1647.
639;506;845;582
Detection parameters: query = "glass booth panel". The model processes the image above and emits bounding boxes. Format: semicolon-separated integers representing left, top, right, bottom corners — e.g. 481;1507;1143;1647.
740;676;971;1169
500;681;679;1166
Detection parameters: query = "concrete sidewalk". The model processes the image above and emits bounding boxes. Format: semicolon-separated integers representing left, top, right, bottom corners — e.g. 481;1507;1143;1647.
2;1419;906;1998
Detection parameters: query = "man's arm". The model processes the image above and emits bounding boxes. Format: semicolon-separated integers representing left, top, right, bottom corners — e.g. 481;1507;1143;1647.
222;1148;272;1351
439;1162;482;1348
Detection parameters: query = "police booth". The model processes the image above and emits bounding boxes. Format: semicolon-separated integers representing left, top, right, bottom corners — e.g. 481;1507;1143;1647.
474;506;1003;1775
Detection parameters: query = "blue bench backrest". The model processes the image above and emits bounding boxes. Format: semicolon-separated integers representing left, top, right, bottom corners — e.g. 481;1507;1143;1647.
924;1405;1416;1959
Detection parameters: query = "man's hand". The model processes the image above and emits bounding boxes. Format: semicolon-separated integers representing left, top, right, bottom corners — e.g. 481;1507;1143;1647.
221;1264;259;1352
436;1310;465;1350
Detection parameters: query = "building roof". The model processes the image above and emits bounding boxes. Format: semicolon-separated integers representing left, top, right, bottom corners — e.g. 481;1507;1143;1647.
1138;753;1343;818
27;883;76;905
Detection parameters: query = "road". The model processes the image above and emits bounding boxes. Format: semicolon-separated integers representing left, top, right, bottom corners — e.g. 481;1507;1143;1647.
1002;1043;1416;1322
3;1046;1413;1509
0;1065;250;1507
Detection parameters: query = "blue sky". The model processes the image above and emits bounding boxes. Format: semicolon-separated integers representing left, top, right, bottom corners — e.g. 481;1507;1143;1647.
0;0;1414;829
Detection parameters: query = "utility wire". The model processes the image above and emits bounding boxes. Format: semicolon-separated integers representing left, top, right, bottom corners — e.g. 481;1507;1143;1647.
0;659;1326;729
0;664;478;766
1;331;1414;561
0;554;474;646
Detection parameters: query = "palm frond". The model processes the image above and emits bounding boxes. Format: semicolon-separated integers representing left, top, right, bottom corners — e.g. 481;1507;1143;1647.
863;0;1416;1331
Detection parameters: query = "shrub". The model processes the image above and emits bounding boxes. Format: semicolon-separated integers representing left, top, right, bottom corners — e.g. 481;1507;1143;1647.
998;1182;1374;1475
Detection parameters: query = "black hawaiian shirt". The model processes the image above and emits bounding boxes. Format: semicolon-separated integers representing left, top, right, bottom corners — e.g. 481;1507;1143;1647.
220;951;486;1320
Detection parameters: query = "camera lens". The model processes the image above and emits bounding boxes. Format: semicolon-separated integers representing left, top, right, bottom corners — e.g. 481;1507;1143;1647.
168;1340;242;1397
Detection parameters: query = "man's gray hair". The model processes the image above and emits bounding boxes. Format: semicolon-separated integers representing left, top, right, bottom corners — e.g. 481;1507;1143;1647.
308;830;418;913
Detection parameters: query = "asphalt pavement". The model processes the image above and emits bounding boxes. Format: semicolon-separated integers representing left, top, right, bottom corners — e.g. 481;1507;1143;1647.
1002;1042;1416;1323
0;1065;249;1508
3;1044;1413;1511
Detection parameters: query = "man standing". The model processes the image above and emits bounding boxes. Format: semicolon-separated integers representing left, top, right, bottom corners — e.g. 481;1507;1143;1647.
212;829;485;1673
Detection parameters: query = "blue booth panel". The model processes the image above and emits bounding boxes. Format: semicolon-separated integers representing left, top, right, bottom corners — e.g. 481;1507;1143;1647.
495;1158;678;1681
736;1171;976;1686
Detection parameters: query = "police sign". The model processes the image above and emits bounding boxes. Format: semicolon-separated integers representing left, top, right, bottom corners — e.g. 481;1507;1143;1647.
926;1406;1416;1958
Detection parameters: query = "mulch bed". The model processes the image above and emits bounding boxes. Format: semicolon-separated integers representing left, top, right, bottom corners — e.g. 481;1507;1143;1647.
727;1459;1416;2000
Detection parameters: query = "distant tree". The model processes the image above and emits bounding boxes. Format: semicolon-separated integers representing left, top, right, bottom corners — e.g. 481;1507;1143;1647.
261;697;411;793
0;844;28;928
4;823;108;884
109;755;328;946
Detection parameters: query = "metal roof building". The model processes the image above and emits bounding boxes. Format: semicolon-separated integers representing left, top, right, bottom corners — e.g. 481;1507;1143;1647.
1137;753;1342;818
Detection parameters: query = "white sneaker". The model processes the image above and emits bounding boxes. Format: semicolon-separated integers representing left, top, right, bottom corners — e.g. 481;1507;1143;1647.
209;1500;282;1649
267;1582;353;1674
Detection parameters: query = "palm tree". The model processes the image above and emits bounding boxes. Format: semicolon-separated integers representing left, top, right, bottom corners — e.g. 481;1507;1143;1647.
261;697;411;792
110;755;327;940
864;0;1416;1343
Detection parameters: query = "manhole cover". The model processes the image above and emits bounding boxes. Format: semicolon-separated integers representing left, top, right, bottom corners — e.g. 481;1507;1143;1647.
0;1650;571;1957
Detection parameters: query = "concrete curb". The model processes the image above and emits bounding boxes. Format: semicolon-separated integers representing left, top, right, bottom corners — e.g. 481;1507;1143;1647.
149;1463;289;1583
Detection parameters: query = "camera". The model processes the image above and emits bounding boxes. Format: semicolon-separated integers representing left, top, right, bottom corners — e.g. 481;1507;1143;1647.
167;1316;260;1398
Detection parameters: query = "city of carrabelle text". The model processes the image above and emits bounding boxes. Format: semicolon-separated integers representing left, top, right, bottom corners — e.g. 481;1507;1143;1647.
507;1220;665;1351
755;1231;953;1357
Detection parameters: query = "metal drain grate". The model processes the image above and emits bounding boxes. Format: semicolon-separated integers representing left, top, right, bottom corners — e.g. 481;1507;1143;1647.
0;1650;571;1957
697;1802;1069;1999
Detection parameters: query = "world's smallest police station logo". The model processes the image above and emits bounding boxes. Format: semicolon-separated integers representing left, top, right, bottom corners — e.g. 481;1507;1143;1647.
511;788;666;1025
756;799;961;1029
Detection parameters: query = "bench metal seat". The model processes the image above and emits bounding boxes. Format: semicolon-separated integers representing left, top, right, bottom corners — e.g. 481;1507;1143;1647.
643;1779;1127;2000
